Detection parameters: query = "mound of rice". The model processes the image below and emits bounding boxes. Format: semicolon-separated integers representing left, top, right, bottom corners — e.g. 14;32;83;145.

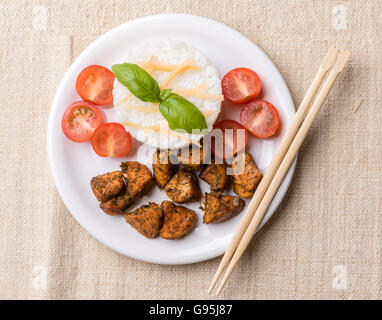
113;39;222;149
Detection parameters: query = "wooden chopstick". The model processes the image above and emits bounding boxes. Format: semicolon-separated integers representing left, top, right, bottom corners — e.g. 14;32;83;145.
208;47;339;294
214;49;350;295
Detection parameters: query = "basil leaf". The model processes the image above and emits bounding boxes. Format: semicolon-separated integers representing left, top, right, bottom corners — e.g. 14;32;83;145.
159;93;208;134
111;63;160;103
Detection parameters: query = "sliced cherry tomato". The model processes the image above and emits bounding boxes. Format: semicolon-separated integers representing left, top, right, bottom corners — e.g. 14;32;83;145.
240;100;280;138
76;65;115;106
221;67;261;104
61;100;103;143
211;120;248;160
91;123;132;157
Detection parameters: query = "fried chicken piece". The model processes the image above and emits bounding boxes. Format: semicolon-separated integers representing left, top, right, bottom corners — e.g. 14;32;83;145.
232;152;262;199
99;189;135;216
160;201;196;239
199;161;229;192
164;168;201;203
203;193;245;224
120;161;154;199
90;171;124;202
124;202;163;239
152;149;177;188
178;145;204;171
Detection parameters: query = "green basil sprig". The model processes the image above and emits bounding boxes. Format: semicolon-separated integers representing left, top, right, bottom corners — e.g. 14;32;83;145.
112;63;208;133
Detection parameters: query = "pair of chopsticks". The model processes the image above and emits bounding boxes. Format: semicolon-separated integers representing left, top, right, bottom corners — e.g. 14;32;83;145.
209;48;350;295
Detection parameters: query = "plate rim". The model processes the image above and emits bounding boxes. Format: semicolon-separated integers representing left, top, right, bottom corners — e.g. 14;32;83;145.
47;13;296;265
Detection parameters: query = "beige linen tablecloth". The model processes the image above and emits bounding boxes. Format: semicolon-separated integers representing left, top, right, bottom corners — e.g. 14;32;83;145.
0;0;381;300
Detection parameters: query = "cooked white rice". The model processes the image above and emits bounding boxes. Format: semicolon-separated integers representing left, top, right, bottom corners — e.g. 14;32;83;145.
113;39;222;149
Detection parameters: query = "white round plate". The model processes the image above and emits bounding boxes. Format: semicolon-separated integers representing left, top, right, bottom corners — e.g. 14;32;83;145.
48;14;296;265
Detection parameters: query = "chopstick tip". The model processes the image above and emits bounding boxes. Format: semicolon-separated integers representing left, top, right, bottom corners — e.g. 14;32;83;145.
208;269;224;294
333;49;351;72
321;47;339;71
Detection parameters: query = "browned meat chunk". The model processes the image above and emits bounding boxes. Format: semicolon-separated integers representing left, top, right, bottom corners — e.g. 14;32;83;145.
178;145;204;171
120;161;154;199
164;168;201;203
90;171;124;202
99;189;135;215
232;152;262;199
199;162;229;192
125;202;163;239
152;149;177;188
203;193;245;224
160;201;197;239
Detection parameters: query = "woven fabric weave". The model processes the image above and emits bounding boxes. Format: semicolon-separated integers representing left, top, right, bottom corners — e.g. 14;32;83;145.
0;0;381;299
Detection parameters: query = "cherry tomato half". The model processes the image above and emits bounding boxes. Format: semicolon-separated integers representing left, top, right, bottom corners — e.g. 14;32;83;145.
61;100;103;143
91;122;132;157
221;67;261;104
240;100;280;138
76;65;115;106
211;120;248;160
